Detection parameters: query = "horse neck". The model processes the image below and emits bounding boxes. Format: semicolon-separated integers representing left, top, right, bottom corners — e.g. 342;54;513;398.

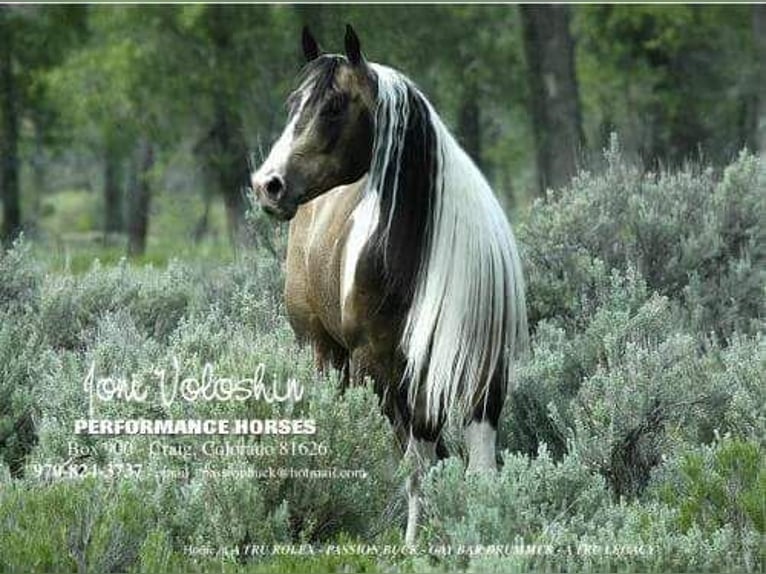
366;66;439;304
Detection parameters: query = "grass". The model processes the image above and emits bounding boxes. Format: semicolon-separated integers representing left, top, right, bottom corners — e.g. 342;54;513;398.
31;187;238;272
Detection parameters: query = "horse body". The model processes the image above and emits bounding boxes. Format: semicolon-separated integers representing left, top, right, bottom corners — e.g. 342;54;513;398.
252;26;527;546
286;176;415;438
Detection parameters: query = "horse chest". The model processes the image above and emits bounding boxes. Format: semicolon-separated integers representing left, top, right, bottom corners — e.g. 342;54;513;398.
284;183;367;347
284;182;397;354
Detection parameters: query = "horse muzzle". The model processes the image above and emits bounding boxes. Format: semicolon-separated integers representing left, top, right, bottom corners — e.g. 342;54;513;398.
252;172;298;221
260;202;297;221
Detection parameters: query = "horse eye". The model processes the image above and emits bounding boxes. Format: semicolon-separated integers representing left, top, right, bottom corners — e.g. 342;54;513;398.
322;93;348;117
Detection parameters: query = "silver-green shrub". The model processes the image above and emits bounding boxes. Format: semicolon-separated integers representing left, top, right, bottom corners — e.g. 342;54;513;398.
0;147;763;572
520;137;764;338
426;146;765;572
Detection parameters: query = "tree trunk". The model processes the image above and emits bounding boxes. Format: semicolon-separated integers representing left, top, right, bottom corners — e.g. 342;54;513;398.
212;103;250;248
206;5;251;248
0;11;21;245
30;117;47;226
192;191;213;244
102;142;123;237
126;138;154;257
520;4;583;195
754;5;766;156
458;85;483;170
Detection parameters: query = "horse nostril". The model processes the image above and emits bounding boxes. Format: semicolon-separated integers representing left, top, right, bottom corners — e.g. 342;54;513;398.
265;175;284;198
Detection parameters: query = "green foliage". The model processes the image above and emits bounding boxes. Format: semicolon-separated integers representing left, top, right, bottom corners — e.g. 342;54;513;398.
0;243;46;475
0;478;154;573
421;440;764;573
520;140;765;338
0;312;47;476
422;447;608;546
1;150;764;572
39;259;192;349
482;149;763;571
504;146;764;504
0;238;40;310
575;5;757;164
39;189;100;235
0;240;399;571
655;438;765;536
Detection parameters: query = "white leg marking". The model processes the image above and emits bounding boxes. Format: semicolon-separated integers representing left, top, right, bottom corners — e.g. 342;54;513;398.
465;420;497;473
404;434;436;547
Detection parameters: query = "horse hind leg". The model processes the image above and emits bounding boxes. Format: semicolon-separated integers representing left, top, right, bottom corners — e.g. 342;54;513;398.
465;419;497;473
465;369;505;473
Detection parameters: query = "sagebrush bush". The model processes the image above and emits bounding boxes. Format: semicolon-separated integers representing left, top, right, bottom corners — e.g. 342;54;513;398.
651;437;765;538
0;311;52;476
0;236;400;567
421;439;763;573
502;144;764;501
422;446;609;547
0;147;763;572
501;265;763;496
0;239;41;312
39;259;193;349
0;478;155;573
519;138;765;338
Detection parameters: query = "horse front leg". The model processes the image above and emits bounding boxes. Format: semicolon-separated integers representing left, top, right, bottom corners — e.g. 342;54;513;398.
312;335;350;389
404;431;436;547
348;346;440;545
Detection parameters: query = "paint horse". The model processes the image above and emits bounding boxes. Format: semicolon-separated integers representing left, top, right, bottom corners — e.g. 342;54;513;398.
251;26;527;545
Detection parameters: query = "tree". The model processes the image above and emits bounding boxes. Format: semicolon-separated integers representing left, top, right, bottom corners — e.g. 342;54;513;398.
575;6;755;166
47;6;183;254
337;5;527;193
754;5;766;155
175;5;294;248
126;138;154;256
520;4;583;195
0;6;87;245
0;8;21;244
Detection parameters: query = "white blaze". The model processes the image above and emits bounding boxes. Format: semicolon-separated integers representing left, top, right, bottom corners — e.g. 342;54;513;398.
251;95;306;190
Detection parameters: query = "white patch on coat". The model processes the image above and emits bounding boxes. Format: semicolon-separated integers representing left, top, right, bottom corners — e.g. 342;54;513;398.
341;191;379;315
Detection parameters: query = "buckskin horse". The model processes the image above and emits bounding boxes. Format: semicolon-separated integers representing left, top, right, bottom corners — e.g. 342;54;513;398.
251;25;528;545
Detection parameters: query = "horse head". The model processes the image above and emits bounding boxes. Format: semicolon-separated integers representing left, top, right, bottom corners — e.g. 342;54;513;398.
251;25;376;220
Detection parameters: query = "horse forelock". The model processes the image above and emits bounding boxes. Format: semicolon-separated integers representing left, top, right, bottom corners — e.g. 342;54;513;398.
363;63;528;426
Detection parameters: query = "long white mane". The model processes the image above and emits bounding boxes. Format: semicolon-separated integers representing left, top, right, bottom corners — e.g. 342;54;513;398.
366;63;528;423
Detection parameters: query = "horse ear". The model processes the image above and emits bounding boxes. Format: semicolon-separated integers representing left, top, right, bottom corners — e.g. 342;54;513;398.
302;26;321;62
344;24;364;66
